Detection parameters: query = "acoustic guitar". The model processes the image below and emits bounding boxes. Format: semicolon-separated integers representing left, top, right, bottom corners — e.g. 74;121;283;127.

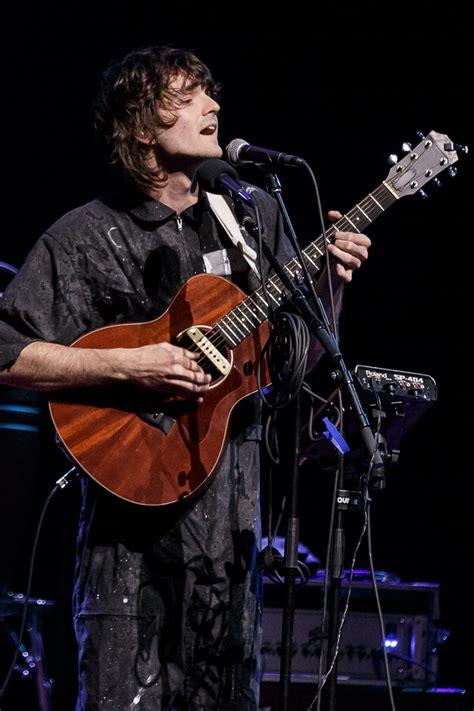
49;131;462;505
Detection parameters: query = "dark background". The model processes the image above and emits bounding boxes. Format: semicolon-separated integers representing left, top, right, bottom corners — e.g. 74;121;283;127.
1;2;473;709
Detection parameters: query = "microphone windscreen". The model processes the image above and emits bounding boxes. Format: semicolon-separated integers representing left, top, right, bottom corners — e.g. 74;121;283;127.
195;158;240;192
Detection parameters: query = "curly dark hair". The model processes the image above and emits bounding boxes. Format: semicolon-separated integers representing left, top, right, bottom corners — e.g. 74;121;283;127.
93;46;220;193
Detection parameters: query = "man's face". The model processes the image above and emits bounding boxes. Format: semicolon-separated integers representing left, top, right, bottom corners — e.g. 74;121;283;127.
155;75;222;169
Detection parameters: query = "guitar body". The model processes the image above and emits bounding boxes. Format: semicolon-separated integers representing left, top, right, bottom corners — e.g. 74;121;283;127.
49;274;271;506
49;131;462;506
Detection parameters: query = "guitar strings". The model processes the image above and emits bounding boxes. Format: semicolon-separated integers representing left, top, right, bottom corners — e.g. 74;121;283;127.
187;181;392;370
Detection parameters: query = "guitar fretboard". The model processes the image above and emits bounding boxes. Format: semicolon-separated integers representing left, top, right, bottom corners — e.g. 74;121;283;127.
215;181;397;348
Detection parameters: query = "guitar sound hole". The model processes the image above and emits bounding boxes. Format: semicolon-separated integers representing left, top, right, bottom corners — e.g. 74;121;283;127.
175;326;232;385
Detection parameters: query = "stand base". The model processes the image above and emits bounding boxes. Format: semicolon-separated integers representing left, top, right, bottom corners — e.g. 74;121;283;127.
0;594;54;711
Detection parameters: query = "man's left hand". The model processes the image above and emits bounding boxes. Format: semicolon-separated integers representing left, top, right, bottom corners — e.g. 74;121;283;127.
326;210;371;283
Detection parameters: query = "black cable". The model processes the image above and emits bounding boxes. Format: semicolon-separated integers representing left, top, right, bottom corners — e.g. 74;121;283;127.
0;466;78;702
367;509;397;711
313;458;340;711
250;160;338;341
258;311;309;475
308;499;369;711
363;378;397;707
310;380;398;711
257;311;309;411
358;378;384;489
295;160;340;342
252;200;275;325
263;409;280;466
256;311;312;587
309;376;382;710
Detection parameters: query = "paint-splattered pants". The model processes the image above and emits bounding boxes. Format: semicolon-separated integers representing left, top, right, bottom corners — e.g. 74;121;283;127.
73;425;263;710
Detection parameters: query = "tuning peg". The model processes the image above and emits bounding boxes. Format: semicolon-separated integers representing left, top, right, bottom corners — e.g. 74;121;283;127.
416;131;426;140
448;166;458;177
443;141;469;155
388;154;398;165
433;178;442;188
419;189;429;199
401;142;412;153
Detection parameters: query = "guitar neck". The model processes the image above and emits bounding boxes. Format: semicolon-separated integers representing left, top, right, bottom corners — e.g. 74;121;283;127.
215;180;397;348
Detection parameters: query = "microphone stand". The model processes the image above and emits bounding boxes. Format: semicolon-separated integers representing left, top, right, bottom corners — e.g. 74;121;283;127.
244;170;384;711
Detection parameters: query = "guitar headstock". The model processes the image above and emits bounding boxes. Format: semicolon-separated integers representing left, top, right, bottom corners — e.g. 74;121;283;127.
385;130;467;199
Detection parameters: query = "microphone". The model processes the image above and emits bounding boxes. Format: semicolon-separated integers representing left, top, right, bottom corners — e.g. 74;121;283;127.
195;158;254;203
225;138;305;167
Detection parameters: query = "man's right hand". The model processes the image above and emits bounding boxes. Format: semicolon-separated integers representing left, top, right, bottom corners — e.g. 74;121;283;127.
124;342;211;399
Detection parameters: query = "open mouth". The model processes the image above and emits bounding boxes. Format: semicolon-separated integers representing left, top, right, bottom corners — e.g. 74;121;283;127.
200;124;217;135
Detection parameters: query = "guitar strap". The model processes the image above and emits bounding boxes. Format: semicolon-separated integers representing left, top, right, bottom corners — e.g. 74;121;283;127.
205;192;261;280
